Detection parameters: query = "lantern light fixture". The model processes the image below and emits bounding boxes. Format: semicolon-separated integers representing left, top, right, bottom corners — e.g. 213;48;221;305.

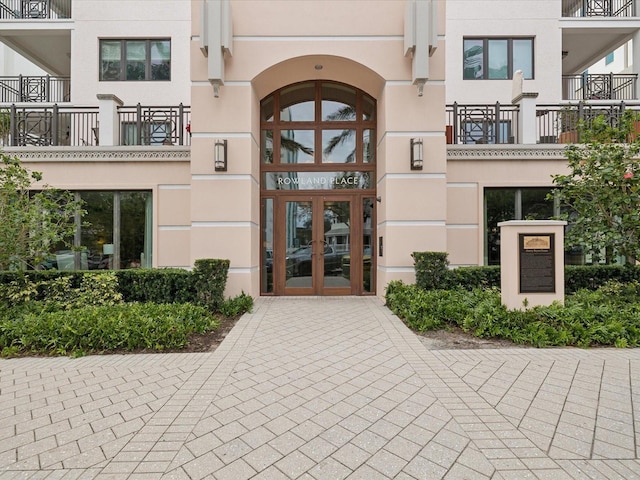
215;139;227;171
410;138;423;170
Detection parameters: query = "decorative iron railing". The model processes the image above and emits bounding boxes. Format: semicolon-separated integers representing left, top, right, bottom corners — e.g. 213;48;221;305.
562;0;635;17
0;75;70;103
0;104;191;147
445;102;519;145
117;104;191;146
3;104;98;146
0;0;71;19
562;74;637;100
536;101;640;143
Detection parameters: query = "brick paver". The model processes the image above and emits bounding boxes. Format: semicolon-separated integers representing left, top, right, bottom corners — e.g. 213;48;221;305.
0;297;639;479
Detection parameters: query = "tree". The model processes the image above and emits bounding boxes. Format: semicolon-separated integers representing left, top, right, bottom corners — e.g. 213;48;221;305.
551;111;640;263
0;154;84;270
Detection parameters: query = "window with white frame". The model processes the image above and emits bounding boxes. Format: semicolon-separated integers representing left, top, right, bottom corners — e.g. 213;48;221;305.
463;37;534;80
100;39;171;81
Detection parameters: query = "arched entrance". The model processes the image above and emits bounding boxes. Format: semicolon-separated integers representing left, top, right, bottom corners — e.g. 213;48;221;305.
260;81;376;296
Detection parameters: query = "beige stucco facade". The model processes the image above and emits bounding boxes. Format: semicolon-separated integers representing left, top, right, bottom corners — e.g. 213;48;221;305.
7;0;626;298
188;0;447;296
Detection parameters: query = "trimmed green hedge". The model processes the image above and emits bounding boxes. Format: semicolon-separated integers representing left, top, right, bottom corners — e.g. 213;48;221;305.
0;302;218;356
0;258;230;310
386;280;640;348
413;251;640;293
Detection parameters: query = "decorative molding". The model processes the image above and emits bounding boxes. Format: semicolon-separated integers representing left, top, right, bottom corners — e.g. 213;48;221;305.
3;146;190;162
447;144;568;160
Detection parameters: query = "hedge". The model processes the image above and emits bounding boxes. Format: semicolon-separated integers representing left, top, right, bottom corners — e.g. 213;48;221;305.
0;258;230;311
412;251;640;293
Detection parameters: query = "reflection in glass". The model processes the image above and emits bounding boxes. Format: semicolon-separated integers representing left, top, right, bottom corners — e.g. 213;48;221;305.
81;192;114;269
100;40;121;81
322;83;356;122
262;130;273;164
120;192;152;268
126;40;146;81
484;188;516;266
362;198;374;292
484;188;554;265
261;198;274;293
281;130;314;164
488;39;508;79
324;201;350;285
261;97;274;122
464;39;484;79
363;129;374;163
264;172;371;190
363;95;375;121
513;39;533;79
322;129;356;163
280;83;315;122
285;201;313;287
53;191;152;271
150;40;170;81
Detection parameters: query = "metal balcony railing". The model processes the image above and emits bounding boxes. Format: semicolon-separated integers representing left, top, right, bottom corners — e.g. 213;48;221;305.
445;102;519;145
2;104;98;147
562;0;635;17
536;101;640;143
562;74;638;100
0;75;70;103
0;0;71;19
118;104;191;146
0;104;191;147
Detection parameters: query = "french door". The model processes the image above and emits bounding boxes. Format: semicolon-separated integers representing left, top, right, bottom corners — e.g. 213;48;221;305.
259;80;377;295
264;195;372;295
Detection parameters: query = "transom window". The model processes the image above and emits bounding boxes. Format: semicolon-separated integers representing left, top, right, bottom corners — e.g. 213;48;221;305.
464;37;534;80
100;39;171;81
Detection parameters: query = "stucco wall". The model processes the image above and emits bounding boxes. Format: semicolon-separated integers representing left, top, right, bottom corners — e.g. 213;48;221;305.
190;0;447;296
72;0;191;106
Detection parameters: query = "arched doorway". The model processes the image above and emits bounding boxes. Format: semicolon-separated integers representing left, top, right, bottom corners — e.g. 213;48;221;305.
260;81;376;296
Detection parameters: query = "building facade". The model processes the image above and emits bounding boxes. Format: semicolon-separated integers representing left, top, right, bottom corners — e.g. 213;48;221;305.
0;0;638;297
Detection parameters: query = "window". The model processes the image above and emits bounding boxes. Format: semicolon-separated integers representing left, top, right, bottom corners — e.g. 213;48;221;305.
605;52;614;65
100;39;170;81
41;191;152;271
462;119;512;144
464;38;533;80
121;121;172;145
484;188;554;265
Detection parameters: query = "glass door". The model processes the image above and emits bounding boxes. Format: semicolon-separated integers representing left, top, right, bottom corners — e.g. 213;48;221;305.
276;196;354;295
280;198;315;295
321;198;352;295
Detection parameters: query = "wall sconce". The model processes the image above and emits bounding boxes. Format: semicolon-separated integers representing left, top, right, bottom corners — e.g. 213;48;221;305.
215;139;227;171
410;138;423;170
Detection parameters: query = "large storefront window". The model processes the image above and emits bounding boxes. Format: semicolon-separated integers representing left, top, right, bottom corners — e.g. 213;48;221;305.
43;190;152;271
484;187;554;265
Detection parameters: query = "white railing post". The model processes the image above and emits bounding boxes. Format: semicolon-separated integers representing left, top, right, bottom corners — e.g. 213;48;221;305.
512;70;539;144
96;93;123;146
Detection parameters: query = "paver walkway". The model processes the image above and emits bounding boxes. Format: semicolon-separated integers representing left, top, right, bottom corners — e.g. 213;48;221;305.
0;297;639;479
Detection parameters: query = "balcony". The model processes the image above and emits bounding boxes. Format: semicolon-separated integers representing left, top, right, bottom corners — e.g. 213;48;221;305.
0;103;191;147
537;100;640;143
563;0;636;17
446;100;640;146
562;73;638;100
0;0;71;19
0;75;69;102
446;103;519;144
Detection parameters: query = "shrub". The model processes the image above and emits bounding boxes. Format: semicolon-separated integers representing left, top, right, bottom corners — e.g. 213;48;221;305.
0;302;218;356
385;280;640;348
193;259;230;311
116;268;197;303
219;292;254;317
412;252;450;290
